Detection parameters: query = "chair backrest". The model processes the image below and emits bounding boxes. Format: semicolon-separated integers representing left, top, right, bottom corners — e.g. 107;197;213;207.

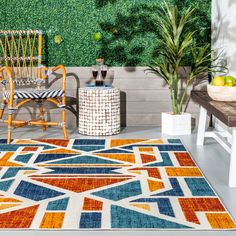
0;30;43;86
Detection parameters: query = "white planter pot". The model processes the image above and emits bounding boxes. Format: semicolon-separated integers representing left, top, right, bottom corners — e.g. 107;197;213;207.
161;112;191;135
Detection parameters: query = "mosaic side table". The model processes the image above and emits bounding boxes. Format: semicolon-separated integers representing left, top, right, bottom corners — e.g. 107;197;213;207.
78;87;120;136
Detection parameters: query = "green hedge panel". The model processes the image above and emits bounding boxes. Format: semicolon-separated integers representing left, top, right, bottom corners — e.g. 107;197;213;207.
0;0;211;66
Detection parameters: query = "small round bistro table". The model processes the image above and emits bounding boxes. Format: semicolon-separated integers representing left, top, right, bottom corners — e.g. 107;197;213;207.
78;86;120;136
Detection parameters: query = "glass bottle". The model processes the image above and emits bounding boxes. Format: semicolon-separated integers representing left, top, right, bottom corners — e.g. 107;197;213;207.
95;58;104;87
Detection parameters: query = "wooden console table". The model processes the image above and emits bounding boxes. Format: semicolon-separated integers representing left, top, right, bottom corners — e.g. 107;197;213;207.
192;91;236;187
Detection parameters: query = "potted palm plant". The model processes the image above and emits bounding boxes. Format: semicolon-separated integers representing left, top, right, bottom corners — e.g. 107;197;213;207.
147;3;215;135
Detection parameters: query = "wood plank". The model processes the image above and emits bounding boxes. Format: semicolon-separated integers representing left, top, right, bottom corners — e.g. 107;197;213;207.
191;91;236;127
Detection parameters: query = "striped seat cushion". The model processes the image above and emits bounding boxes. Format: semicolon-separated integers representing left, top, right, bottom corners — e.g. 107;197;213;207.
3;89;65;99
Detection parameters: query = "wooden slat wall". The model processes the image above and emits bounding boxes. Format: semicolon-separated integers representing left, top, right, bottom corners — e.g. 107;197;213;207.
0;67;204;128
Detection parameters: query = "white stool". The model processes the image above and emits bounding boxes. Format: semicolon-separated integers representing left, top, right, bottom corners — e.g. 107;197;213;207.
78;87;120;136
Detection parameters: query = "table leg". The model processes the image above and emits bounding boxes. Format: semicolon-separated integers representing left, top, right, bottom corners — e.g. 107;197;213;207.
229;128;236;188
197;106;207;146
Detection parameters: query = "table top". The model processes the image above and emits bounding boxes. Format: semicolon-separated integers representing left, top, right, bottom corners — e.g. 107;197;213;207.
192;91;236;127
79;86;119;91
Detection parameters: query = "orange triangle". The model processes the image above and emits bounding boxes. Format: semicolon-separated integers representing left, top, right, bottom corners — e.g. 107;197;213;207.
131;204;151;211
83;197;103;210
15;140;39;144
147;179;164;192
0;205;39;228
24;170;38;175
0;153;23;167
41;148;80;155
0;198;22;203
128;170;141;175
141;154;156;164
144;139;164;144
32;177;131;193
110;139;147;147
95;153;135;163
0;204;21;210
33;139;69;147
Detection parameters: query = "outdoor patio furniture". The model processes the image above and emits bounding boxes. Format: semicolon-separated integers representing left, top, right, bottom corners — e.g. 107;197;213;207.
192;91;236;187
0;30;68;143
78;86;120;136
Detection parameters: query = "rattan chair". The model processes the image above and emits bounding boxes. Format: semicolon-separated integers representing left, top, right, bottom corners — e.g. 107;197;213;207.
0;30;68;143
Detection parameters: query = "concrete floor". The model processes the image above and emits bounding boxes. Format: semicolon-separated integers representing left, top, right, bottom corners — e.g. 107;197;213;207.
0;126;236;236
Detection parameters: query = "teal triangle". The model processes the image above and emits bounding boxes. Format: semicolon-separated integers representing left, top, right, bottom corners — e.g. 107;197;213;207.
49;155;122;165
47;197;69;211
0;179;14;191
92;181;142;201
2;167;37;179
15;153;33;163
111;205;191;229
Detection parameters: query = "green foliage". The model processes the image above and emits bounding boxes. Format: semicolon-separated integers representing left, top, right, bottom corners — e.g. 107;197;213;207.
0;0;211;66
147;3;215;115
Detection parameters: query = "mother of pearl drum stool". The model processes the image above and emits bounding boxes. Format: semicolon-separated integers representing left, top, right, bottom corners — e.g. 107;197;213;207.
78;87;120;136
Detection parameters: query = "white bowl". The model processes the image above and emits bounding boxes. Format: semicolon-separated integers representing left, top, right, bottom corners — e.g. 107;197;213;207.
207;84;236;102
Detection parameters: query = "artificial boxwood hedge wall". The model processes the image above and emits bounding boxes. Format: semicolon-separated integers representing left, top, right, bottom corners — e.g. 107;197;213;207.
0;0;211;66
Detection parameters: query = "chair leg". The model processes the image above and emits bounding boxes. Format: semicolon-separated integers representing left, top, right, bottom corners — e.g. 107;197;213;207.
7;113;13;144
0;101;6;119
39;105;47;132
61;108;68;139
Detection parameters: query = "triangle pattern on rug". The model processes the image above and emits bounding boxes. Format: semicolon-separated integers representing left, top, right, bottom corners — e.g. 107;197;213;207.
0;179;14;191
0;203;21;210
152;178;184;196
2;167;37;179
130;204;151;211
47;155;122;165
83;197;103;211
110;139;148;148
92;181;142;201
46;197;69;211
141;154;156;164
147;179;164;192
14;181;64;201
143;139;164;144
15;153;33;163
0;205;39;228
0;153;23;167
94;149;133;154
14;140;39;144
33;139;69;147
111;205;190;228
34;154;80;163
41;148;80;155
95;153;135;163
31;177;131;193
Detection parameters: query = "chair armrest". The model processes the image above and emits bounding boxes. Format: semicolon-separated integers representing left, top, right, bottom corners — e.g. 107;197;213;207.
42;65;67;91
0;66;14;85
0;66;14;105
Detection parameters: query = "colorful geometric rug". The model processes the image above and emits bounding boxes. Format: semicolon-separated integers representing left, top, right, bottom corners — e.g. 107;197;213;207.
0;138;235;230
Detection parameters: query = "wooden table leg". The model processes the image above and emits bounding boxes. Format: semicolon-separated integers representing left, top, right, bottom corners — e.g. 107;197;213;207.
197;106;207;146
229;128;236;187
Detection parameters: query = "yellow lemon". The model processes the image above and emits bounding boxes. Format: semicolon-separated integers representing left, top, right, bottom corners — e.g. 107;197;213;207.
212;76;225;86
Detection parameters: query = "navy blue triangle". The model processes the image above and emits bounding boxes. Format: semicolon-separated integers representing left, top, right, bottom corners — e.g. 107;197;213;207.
14;180;64;201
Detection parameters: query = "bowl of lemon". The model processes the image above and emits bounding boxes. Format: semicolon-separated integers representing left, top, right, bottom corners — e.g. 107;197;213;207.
207;75;236;102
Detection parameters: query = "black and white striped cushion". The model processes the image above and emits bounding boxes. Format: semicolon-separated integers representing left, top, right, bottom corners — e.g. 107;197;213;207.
3;89;65;99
